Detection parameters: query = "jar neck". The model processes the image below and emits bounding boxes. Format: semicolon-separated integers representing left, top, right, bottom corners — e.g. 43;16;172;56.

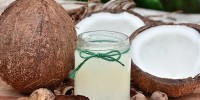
77;30;130;53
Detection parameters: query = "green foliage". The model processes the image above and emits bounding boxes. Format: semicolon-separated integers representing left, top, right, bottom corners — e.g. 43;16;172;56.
135;0;200;13
134;0;164;10
74;0;200;13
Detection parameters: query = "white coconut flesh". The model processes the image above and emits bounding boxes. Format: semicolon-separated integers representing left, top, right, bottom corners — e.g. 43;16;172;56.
76;12;145;36
132;25;200;79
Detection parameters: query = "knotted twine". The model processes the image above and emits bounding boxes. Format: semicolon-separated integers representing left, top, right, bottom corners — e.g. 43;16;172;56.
69;49;129;79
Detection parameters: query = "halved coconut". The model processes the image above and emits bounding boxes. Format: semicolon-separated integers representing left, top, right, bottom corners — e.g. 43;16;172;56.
76;10;151;36
73;0;149;36
131;23;200;97
61;0;137;24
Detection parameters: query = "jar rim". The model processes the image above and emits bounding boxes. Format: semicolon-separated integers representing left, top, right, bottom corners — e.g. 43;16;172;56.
77;30;130;52
78;30;129;43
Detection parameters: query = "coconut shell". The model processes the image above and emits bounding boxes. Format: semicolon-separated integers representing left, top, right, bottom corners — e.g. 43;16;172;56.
75;9;154;36
130;23;200;97
80;9;152;25
65;0;138;23
0;0;76;94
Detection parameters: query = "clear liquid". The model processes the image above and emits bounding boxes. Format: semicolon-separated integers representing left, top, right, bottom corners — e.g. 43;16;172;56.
74;50;131;100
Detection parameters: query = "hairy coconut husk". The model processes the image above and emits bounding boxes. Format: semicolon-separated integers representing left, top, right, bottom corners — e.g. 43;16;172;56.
0;0;76;94
130;23;200;97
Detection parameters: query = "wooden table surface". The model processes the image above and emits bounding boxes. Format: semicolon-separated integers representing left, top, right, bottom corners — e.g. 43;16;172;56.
0;77;200;100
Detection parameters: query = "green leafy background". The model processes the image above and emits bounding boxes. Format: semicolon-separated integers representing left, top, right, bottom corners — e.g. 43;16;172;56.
76;0;200;13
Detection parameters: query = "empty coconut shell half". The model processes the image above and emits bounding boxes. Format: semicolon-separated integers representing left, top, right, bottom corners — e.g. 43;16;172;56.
130;23;200;97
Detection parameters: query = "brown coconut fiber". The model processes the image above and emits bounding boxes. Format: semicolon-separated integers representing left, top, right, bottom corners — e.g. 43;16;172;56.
0;0;76;94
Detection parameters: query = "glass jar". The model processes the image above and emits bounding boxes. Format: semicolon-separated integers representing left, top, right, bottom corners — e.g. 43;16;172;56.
70;30;131;100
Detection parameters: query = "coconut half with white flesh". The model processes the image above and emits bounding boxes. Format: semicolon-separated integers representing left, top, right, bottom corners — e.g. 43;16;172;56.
62;0;137;24
76;10;151;36
131;23;200;97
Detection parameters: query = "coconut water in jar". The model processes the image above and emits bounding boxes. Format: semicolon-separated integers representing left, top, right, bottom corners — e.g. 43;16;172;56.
70;30;131;100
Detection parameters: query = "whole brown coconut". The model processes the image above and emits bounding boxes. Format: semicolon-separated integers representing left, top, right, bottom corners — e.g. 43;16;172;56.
130;23;200;97
0;0;76;94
